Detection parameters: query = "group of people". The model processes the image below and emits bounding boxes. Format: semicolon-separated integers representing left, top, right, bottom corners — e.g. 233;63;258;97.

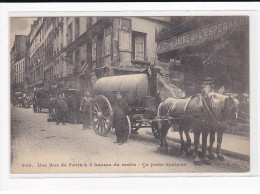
48;92;93;127
47;90;130;145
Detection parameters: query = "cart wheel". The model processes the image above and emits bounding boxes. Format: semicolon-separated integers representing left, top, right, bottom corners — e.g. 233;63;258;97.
90;95;113;136
125;115;132;141
131;122;142;133
151;121;160;139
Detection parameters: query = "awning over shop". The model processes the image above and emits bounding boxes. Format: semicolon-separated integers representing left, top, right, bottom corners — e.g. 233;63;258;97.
157;16;249;55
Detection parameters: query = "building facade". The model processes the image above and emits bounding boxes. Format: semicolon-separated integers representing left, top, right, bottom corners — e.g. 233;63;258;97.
10;35;29;92
15;17;169;94
156;16;249;94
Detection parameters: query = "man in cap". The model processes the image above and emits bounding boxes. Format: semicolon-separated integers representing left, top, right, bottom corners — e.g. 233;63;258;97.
80;91;93;129
56;94;68;125
113;91;130;145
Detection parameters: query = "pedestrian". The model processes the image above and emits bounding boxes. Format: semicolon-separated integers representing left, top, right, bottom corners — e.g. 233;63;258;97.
48;94;55;117
113;91;130;145
79;91;93;129
67;94;78;123
56;95;68;125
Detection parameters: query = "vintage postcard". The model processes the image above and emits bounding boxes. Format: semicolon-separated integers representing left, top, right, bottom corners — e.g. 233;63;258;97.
10;14;251;175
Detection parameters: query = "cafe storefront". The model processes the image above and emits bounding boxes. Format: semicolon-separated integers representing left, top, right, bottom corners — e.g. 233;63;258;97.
156;16;249;93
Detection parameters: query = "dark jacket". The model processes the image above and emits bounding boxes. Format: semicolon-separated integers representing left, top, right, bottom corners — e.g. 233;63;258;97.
114;99;130;121
80;97;93;112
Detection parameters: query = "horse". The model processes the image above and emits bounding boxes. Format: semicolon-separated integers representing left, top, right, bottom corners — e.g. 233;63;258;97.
157;94;212;165
157;91;239;165
206;92;239;160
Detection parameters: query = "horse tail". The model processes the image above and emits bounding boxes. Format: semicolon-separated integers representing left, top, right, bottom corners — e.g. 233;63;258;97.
157;102;163;129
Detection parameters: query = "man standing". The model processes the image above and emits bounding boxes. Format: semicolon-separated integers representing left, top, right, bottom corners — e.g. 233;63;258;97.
67;94;78;123
113;91;130;145
79;92;93;129
56;95;68;125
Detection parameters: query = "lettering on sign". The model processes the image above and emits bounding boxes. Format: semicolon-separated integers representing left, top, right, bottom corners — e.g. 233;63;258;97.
157;17;249;53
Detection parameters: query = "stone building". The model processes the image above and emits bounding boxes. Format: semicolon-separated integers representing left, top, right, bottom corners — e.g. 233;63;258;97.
156;16;249;94
23;17;169;93
10;35;29;92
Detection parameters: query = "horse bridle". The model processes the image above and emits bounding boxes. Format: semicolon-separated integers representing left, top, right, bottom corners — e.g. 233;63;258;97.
198;94;227;128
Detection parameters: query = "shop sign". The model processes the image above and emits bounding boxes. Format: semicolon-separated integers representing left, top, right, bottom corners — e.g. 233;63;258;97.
105;34;112;56
157;17;249;54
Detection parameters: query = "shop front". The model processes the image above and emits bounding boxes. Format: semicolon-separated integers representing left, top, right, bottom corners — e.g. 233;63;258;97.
156;16;249;94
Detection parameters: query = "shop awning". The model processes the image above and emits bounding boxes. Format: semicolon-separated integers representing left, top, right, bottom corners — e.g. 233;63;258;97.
157;16;249;55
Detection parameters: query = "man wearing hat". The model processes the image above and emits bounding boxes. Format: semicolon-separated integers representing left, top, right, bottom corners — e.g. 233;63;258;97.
113;91;130;145
80;91;93;129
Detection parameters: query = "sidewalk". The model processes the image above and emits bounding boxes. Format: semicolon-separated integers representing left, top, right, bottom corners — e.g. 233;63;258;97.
146;130;250;162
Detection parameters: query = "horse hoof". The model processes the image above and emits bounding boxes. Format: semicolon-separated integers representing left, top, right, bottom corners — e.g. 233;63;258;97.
217;154;225;161
202;158;211;165
208;153;216;160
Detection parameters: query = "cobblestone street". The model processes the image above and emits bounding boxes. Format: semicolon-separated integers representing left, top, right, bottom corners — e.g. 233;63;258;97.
11;106;250;174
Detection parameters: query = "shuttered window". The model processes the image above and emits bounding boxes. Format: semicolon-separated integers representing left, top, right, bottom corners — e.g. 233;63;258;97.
132;31;146;61
135;35;145;60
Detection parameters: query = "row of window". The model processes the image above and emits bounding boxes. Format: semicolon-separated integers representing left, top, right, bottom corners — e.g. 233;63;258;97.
15;60;25;73
15;72;24;84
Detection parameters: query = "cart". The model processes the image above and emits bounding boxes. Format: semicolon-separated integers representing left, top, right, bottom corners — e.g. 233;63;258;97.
90;72;161;139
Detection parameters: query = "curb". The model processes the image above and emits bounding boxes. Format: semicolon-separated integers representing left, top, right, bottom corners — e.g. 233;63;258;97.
146;131;250;162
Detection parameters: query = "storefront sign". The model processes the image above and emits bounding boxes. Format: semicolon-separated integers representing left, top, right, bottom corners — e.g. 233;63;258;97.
105;34;112;56
157;17;249;54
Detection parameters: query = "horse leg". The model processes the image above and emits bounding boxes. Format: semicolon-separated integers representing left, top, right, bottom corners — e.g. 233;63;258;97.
201;129;211;165
184;129;192;155
193;129;202;165
208;130;216;160
159;122;169;154
216;130;225;161
179;127;185;155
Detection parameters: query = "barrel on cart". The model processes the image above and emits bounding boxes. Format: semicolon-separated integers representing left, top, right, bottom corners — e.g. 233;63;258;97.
90;73;160;139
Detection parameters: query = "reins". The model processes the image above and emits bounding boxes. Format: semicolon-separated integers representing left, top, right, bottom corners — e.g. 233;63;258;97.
198;94;222;125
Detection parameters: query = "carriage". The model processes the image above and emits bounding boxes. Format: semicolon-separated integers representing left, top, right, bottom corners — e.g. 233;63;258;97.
33;89;51;112
90;70;163;139
13;92;23;107
13;91;31;108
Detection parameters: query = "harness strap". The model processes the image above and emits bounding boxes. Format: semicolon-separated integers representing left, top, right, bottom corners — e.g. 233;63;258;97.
183;96;192;114
199;94;220;124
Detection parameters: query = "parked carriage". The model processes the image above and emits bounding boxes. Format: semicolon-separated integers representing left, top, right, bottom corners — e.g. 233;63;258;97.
13;91;31;108
90;70;163;138
13;92;23;107
33;89;51;112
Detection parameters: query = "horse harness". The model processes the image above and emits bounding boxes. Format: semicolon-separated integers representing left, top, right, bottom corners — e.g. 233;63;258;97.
166;96;193;123
165;94;226;126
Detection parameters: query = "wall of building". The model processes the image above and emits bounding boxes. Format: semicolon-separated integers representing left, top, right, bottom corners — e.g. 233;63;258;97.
14;58;25;84
128;17;166;65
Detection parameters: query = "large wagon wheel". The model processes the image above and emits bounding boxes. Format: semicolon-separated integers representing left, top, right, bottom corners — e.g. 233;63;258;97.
125;115;132;141
151;121;160;139
90;95;113;136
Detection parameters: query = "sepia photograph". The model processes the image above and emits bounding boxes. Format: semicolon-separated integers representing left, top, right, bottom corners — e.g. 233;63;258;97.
10;15;250;174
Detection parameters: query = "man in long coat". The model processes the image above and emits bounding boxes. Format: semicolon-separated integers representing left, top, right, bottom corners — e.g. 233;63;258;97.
113;91;130;145
56;95;68;125
79;92;93;129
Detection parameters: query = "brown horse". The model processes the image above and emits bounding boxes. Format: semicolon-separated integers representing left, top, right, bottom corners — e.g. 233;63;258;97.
157;91;239;165
206;92;239;160
157;95;211;165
